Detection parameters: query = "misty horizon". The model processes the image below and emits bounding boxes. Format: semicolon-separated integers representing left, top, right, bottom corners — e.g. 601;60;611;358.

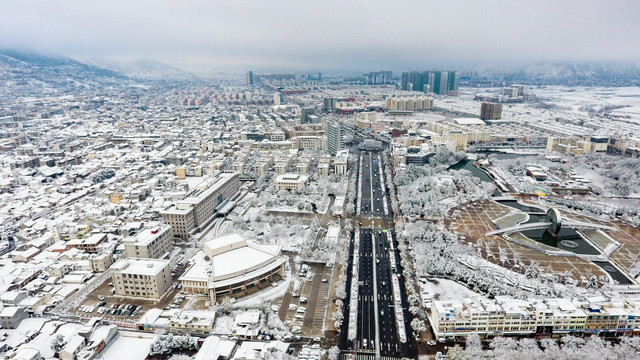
1;0;639;74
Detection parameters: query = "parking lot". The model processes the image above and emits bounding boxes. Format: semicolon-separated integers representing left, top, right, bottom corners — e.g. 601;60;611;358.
275;262;332;337
63;257;191;324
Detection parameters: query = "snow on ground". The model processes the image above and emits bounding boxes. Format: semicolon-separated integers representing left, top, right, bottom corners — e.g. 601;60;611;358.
265;206;313;214
232;263;292;307
421;277;489;302
213;315;234;334
292;278;301;292
97;334;153;360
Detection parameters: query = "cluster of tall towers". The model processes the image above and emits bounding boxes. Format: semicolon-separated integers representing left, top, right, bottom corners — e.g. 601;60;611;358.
400;71;460;95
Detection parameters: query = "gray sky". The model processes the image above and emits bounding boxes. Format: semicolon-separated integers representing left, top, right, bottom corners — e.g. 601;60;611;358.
2;0;639;73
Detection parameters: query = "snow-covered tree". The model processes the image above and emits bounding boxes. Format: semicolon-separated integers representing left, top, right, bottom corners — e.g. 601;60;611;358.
327;346;341;360
359;139;383;151
150;334;177;356
51;334;66;353
410;318;427;333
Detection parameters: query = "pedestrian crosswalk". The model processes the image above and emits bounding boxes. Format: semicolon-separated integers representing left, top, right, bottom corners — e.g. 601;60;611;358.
339;353;402;360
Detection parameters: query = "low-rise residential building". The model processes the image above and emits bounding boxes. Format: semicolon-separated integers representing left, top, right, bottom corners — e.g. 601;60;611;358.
139;308;216;335
90;253;113;272
1;291;28;306
0;306;29;329
65;233;107;253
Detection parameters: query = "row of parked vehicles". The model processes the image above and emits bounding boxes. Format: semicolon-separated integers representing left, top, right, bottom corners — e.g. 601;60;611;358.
79;302;142;317
109;303;142;317
298;344;322;360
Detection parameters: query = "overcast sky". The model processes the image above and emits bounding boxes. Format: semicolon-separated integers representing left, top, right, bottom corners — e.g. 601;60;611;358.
1;0;639;73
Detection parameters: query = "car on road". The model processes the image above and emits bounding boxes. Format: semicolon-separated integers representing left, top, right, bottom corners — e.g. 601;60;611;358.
363;339;368;348
289;304;297;311
321;278;328;283
295;314;304;319
428;340;437;346
271;305;280;312
98;295;105;301
299;297;308;303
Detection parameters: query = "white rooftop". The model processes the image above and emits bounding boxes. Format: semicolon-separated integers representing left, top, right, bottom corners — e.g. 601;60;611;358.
274;173;308;183
454;117;487;125
203;233;246;256
181;234;283;285
111;258;169;276
125;225;170;246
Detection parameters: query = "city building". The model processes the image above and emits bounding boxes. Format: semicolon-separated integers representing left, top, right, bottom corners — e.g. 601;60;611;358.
323;97;336;112
110;258;172;299
301;107;315;123
327;122;343;155
160;173;240;240
434;71;449;95
354;112;383;130
245;71;254;87
273;173;308;191
430;296;640;338
179;233;286;303
290;136;327;150
480;102;503;120
547;136;610;155
447;71;460;93
273;92;283;105
401;70;459;94
123;225;172;259
385;97;433;111
334;149;349;175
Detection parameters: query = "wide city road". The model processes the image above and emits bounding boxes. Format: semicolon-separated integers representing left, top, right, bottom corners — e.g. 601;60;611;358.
345;150;410;359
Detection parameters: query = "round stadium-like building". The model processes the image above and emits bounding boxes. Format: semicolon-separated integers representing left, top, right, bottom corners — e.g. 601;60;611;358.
179;233;286;302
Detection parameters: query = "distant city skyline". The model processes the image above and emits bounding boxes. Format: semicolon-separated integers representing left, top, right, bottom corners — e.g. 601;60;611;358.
1;0;639;74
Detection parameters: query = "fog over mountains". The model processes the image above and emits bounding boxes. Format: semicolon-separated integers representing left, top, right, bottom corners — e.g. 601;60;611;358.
2;49;639;97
